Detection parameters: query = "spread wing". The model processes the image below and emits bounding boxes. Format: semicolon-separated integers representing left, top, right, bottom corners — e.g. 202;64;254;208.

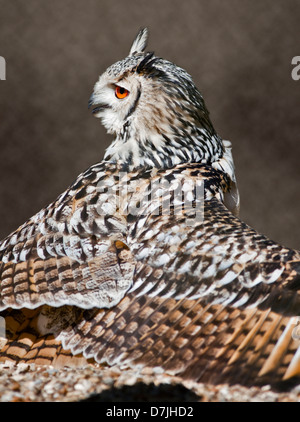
46;191;300;386
129;195;300;316
0;163;135;311
1;164;300;386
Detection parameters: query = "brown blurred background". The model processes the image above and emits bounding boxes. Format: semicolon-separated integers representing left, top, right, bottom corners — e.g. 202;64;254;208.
0;0;299;249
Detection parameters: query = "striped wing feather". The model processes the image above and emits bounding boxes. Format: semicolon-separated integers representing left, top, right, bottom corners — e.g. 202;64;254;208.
1;166;300;387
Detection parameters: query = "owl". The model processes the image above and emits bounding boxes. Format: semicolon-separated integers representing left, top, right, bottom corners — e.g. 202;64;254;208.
0;28;300;388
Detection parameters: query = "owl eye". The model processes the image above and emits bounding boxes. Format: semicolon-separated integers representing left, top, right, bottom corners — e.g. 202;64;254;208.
115;85;129;99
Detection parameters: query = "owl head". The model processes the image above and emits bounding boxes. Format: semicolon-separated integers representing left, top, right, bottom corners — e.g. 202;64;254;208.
89;28;223;170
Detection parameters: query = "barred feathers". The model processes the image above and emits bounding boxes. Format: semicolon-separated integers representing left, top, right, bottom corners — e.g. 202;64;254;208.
1;29;300;388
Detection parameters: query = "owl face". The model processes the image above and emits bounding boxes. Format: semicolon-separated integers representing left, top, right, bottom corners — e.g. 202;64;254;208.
89;54;146;136
89;29;222;170
89;29;204;136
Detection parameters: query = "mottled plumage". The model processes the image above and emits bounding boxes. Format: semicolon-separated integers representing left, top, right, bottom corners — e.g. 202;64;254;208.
0;29;300;387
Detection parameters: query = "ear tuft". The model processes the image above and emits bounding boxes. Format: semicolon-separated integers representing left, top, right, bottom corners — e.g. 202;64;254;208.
129;28;149;56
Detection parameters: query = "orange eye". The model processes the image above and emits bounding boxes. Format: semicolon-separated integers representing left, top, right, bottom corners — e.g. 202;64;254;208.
115;85;129;99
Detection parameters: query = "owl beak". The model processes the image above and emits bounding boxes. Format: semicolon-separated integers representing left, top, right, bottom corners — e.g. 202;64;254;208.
88;93;95;109
88;93;111;114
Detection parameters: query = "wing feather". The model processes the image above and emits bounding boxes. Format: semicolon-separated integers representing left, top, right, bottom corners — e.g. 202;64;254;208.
0;162;135;310
128;195;300;316
1;163;300;387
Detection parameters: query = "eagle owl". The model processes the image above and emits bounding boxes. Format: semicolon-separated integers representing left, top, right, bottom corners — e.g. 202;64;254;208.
0;28;300;388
